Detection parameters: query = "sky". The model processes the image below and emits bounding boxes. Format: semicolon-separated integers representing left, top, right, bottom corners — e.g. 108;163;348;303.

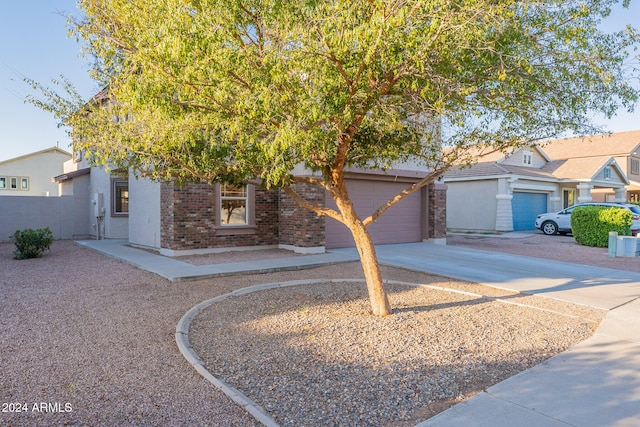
0;1;639;163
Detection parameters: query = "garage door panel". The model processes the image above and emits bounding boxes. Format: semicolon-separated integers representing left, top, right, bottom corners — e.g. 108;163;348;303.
512;192;547;231
325;179;422;248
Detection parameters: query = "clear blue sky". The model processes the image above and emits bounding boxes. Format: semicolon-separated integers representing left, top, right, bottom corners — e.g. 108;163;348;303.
0;1;638;163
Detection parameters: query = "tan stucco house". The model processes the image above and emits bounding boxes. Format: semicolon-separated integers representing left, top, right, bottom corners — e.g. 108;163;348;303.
445;132;634;233
0;146;71;197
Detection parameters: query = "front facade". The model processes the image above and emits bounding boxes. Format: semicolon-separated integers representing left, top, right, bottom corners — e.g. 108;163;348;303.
129;168;446;255
0;146;71;197
56;156;446;253
58;87;446;252
445;142;629;233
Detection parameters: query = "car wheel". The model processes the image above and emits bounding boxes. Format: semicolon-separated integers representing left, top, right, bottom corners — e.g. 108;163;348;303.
541;221;558;235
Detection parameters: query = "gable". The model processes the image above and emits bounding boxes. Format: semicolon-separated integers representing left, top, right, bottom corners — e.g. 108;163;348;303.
499;147;548;168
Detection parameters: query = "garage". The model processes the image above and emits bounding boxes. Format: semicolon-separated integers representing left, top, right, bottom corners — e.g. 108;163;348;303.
325;178;423;248
512;192;548;231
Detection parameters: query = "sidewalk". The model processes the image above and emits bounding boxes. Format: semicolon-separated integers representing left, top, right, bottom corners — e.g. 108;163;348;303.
76;240;359;281
78;239;640;426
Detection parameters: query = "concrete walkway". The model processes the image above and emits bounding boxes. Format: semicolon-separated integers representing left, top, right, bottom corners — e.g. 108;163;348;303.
78;239;640;426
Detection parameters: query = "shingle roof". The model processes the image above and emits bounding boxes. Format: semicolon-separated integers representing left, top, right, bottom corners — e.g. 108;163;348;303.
445;155;623;183
539;156;614;179
538;130;640;159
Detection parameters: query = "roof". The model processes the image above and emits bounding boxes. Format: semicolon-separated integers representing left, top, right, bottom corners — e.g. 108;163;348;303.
538;130;640;160
52;167;91;183
446;162;556;180
539;156;615;179
0;146;72;166
445;155;627;185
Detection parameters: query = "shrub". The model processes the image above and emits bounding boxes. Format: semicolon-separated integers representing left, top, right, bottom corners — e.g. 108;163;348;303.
9;227;54;259
571;206;632;247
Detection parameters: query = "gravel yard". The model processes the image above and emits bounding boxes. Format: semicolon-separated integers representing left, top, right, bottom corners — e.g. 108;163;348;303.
1;236;607;426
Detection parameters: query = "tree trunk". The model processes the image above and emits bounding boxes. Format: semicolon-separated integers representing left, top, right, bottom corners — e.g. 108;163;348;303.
333;193;392;316
349;218;392;316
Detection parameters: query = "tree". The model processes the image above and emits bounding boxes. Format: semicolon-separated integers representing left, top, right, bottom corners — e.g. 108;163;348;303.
31;0;638;316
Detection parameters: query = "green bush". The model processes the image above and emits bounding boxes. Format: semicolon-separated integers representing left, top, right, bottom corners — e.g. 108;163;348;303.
571;206;632;247
9;227;54;259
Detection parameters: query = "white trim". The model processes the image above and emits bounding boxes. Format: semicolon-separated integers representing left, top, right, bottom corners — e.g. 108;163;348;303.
511;182;556;191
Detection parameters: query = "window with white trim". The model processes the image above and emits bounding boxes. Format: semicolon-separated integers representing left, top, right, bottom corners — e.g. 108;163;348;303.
9;177;17;190
632;159;640;175
0;177;6;189
220;184;248;225
20;177;29;190
604;166;612;180
522;151;533;166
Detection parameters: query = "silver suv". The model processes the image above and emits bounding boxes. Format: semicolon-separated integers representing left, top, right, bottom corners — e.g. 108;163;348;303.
535;202;640;235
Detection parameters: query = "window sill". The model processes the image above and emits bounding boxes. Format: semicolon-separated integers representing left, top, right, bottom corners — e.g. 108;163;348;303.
214;225;257;236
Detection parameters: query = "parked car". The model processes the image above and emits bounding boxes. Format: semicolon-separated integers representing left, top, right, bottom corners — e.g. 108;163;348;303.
535;202;640;236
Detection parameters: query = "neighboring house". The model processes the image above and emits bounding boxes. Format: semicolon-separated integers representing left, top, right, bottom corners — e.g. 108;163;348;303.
0;146;71;197
539;130;640;202
445;140;630;233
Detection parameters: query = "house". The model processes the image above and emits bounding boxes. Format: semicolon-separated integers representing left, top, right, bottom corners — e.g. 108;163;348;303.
0;146;71;197
53;151;128;241
54;84;447;253
55;151;446;253
444;137;631;233
539;130;640;202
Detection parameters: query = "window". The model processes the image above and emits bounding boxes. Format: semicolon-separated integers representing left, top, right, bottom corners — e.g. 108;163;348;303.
9;177;17;190
632;159;640;175
112;180;129;215
0;177;6;189
220;184;248;225
20;177;29;191
522;151;533;166
563;189;575;209
604;166;612;180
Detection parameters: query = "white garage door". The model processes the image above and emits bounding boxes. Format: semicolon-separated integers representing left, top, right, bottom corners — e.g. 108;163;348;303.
325;179;422;248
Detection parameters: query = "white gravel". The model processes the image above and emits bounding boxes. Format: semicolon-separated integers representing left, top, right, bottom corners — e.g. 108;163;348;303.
1;236;606;426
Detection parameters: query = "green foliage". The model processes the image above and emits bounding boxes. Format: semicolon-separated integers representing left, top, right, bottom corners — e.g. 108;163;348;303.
9;228;54;260
571;206;632;247
27;0;639;193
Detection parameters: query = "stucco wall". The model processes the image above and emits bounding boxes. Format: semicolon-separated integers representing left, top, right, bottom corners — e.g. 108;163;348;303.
446;179;498;231
88;168;128;239
0;150;70;197
129;177;161;249
0;196;75;241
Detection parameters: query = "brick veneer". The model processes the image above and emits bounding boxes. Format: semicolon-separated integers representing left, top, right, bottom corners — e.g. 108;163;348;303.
427;182;447;239
160;182;279;250
278;183;325;248
159;179;445;251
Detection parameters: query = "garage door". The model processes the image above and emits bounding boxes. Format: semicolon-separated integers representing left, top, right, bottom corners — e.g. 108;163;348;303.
325;179;422;248
512;192;547;231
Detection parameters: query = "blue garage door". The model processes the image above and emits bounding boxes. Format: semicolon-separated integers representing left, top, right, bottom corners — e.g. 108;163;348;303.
512;192;547;231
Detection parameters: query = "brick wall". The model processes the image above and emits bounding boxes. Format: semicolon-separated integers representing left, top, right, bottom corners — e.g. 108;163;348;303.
427;182;447;239
278;183;325;248
160;182;279;250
